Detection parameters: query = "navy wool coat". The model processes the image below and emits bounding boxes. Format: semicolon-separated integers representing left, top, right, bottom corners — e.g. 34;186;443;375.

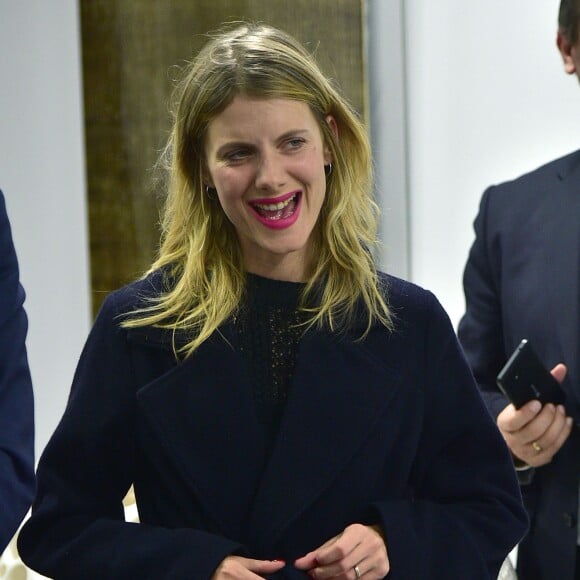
19;271;527;579
458;149;580;580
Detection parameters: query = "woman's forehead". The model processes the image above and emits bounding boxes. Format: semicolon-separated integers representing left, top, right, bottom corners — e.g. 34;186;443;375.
205;97;321;145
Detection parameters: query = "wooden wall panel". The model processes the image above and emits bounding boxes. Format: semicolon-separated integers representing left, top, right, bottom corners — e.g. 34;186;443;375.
80;0;366;315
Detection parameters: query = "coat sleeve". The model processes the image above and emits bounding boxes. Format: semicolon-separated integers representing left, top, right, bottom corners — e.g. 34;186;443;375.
17;291;244;579
0;191;35;552
371;290;528;579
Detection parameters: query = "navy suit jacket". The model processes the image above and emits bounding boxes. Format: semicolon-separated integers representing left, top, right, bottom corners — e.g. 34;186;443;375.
19;271;526;578
0;191;35;551
458;149;580;580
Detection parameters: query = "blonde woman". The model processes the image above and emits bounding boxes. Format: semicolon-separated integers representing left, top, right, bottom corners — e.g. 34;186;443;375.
19;23;526;579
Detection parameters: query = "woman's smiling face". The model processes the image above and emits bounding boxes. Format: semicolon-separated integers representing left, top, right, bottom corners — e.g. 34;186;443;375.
204;96;335;281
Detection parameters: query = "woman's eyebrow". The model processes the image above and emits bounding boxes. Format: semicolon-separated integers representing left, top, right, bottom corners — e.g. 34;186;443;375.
214;129;312;156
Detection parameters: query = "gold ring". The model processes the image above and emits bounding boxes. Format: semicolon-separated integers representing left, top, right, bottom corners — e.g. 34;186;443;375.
354;564;361;579
532;441;542;453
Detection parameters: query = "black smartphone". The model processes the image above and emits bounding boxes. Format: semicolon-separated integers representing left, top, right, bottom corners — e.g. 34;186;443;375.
496;339;566;409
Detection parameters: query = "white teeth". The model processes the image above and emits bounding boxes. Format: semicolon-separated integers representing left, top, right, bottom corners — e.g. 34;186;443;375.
254;194;296;211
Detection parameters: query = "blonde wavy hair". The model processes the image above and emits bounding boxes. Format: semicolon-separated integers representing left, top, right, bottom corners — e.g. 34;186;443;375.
123;22;393;357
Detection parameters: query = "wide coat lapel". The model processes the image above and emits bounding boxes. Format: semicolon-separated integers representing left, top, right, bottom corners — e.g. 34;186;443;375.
133;323;269;539
246;324;402;552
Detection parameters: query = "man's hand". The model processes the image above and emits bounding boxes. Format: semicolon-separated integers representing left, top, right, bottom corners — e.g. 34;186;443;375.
497;363;573;467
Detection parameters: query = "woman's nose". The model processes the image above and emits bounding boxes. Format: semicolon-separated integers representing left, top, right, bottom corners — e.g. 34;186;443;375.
255;152;286;191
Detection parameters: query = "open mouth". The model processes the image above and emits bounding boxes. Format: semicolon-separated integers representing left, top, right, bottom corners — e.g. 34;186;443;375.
251;191;300;220
249;191;302;229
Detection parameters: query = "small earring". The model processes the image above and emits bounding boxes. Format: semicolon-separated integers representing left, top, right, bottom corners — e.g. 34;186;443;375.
205;185;216;200
324;163;333;176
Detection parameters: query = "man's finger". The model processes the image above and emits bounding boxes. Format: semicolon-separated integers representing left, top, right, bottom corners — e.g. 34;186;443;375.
498;400;542;433
550;363;567;383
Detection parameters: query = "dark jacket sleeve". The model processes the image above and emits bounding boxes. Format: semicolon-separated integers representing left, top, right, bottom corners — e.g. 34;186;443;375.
17;291;243;579
0;191;35;552
457;189;536;487
457;187;511;419
373;290;528;579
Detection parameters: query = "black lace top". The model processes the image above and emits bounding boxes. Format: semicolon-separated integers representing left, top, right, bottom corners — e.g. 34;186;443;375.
234;273;307;446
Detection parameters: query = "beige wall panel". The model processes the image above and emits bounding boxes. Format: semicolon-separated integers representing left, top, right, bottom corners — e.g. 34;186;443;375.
81;0;366;315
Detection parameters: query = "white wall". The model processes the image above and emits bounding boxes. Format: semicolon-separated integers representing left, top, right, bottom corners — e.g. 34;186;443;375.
368;0;411;280
0;1;90;459
403;0;580;327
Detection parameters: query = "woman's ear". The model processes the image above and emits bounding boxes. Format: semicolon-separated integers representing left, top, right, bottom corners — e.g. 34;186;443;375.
324;115;339;164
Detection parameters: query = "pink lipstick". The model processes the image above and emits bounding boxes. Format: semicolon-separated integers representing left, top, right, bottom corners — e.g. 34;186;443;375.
249;191;302;230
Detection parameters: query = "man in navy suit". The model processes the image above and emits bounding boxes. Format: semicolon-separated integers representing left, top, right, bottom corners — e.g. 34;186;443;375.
458;1;580;578
0;190;35;551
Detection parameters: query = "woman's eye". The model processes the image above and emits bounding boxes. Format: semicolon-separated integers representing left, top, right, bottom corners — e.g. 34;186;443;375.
286;138;305;150
224;150;250;162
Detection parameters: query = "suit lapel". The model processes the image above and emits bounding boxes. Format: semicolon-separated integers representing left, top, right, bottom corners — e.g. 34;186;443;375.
246;325;401;551
541;158;580;410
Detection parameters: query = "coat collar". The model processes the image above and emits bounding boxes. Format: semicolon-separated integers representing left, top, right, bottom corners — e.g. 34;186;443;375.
554;148;580;182
245;324;401;551
132;320;401;547
133;323;264;538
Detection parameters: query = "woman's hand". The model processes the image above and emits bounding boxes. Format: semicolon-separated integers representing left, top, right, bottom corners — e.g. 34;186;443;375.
294;523;389;579
212;555;285;579
497;363;573;467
